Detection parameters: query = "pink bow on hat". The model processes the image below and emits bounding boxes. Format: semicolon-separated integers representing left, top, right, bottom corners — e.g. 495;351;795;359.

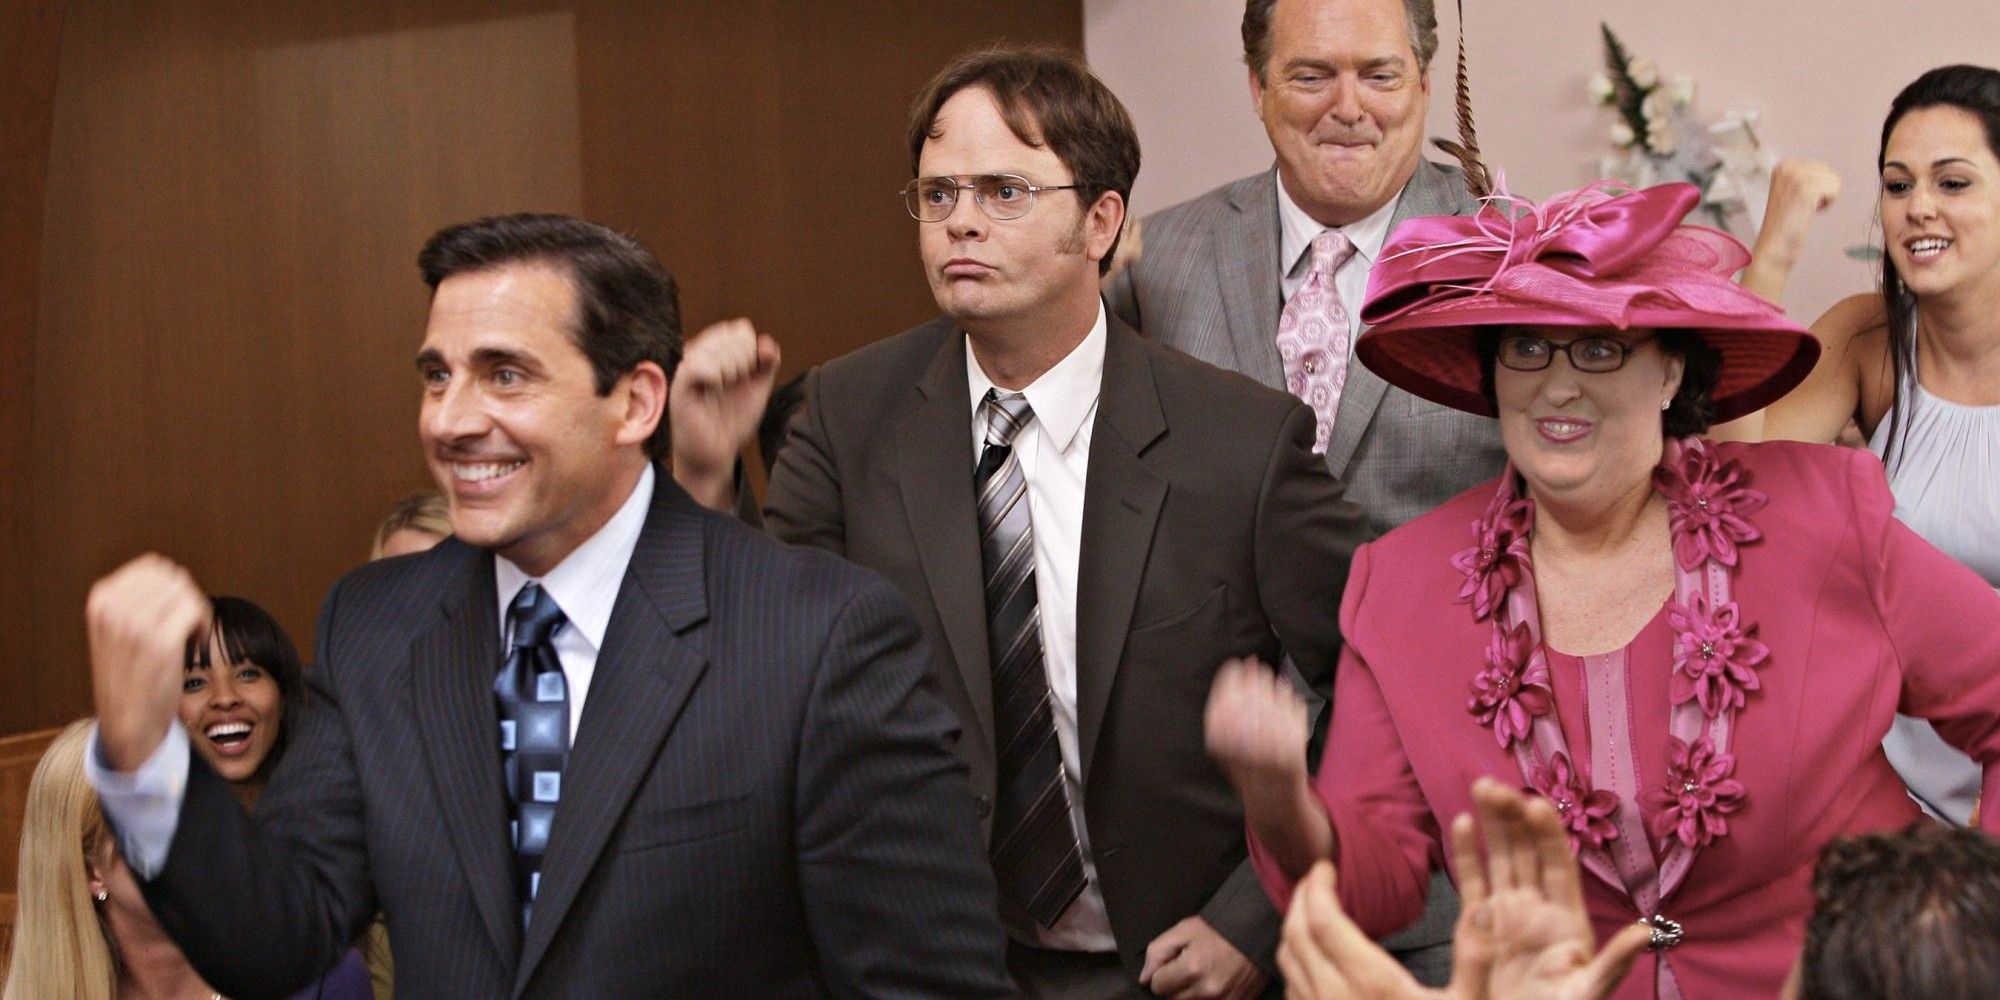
1360;181;1778;331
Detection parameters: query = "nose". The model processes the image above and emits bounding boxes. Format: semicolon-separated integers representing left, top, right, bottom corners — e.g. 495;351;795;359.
1905;183;1938;223
422;376;491;447
1326;76;1364;124
208;671;242;710
1539;357;1587;405
942;190;987;241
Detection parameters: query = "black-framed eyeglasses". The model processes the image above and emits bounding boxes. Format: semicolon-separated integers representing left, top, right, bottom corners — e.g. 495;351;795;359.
1495;333;1655;373
900;174;1082;222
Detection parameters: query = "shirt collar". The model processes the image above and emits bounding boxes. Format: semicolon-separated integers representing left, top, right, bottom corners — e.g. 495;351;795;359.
493;462;655;651
1276;171;1404;279
964;301;1107;455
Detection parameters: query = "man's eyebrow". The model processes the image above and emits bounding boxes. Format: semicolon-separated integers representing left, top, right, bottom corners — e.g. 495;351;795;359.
415;348;443;370
469;346;538;370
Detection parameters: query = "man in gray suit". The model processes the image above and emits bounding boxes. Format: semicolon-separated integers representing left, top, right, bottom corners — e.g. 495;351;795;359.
80;215;1012;998
1101;0;1506;983
1103;0;1503;537
676;47;1365;999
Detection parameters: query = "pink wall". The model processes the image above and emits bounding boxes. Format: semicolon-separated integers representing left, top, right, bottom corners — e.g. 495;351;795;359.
1085;0;2000;322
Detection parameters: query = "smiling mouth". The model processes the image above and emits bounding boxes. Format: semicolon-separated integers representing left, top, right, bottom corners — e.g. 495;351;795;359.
1905;237;1952;260
451;460;523;483
205;721;253;754
1537;418;1591;441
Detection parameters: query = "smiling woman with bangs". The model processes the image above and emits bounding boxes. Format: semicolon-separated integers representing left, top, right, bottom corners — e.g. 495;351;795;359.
180;597;306;809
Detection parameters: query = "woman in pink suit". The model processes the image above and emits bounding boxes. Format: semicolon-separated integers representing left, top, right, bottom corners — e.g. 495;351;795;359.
1206;181;2000;999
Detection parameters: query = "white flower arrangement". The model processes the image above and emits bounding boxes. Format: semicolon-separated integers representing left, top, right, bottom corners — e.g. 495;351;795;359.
1590;23;1774;236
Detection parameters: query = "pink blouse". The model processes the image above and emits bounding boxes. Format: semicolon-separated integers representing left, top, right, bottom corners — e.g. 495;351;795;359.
1253;441;2000;999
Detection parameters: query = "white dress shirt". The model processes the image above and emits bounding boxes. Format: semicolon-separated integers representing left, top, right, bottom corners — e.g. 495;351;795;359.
1276;176;1403;342
964;302;1116;953
88;464;656;878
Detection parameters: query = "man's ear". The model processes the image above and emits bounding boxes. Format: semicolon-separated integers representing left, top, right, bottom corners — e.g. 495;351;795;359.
614;360;668;449
1085;191;1127;269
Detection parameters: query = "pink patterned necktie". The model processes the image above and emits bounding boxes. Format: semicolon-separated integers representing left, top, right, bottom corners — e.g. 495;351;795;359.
1275;230;1358;454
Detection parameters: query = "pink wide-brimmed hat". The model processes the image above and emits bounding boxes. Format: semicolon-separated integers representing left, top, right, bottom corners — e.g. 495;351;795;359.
1355;182;1819;422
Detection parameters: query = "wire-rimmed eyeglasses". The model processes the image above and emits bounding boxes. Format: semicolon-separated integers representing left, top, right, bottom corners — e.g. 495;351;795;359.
900;174;1082;222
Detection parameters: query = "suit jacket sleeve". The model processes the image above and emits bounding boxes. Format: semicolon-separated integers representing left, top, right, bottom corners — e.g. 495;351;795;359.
764;364;847;556
141;580;377;1000
1201;401;1367;970
1851;448;2000;834
795;571;1013;998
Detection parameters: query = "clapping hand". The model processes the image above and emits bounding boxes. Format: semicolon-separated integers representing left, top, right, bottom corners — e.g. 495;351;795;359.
1276;779;1650;1000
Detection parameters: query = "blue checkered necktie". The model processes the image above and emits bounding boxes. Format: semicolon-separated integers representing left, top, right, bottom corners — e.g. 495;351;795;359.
496;582;569;928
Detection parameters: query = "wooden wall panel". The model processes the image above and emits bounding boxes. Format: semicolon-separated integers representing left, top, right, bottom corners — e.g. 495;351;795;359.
0;2;66;736
6;1;1083;733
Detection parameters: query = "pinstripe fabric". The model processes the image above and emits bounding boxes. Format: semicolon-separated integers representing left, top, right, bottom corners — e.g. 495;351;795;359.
139;479;1013;999
975;391;1088;928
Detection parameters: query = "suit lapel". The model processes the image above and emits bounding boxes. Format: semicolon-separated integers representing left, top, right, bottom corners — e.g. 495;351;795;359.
1217;169;1285;391
1074;323;1167;783
1324;162;1474;478
895;332;996;752
411;545;520;966
514;481;713;993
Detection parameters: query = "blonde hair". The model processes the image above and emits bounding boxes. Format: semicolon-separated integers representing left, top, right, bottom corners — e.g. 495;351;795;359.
3;720;118;1000
370;492;452;560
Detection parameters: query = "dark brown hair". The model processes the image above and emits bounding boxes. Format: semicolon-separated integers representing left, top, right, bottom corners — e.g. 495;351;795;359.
1800;825;2000;1000
1242;0;1440;84
1875;64;2000;469
906;46;1140;275
418;213;682;460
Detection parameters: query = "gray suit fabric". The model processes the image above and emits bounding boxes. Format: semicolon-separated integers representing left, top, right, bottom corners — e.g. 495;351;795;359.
141;479;1013;999
1105;161;1506;538
1104;161;1506;981
764;316;1366;989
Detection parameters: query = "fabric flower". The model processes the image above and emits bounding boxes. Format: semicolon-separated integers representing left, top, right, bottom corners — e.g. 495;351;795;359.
1452;493;1533;621
1642;737;1745;848
1527;752;1621;852
1669;592;1769;716
1468;621;1552;748
1656;438;1766;570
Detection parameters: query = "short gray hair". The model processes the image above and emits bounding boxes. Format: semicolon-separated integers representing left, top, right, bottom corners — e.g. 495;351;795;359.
1242;0;1439;83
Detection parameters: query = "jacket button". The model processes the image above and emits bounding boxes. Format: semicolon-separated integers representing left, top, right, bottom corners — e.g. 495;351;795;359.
975;795;993;817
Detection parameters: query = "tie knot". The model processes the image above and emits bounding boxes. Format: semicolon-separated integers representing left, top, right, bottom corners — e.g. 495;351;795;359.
1308;230;1356;275
507;583;567;649
982;390;1034;448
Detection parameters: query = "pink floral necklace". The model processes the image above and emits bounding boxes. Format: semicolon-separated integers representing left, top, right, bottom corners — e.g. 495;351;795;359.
1455;438;1769;981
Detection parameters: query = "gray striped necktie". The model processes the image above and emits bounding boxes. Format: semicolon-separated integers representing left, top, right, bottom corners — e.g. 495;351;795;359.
974;389;1087;929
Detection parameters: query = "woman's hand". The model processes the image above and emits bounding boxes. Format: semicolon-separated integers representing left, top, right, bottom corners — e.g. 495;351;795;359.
1741;159;1843;302
1204;657;1310;799
1276;779;1650;1000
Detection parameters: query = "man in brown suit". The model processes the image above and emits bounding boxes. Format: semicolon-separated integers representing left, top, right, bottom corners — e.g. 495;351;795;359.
673;48;1364;999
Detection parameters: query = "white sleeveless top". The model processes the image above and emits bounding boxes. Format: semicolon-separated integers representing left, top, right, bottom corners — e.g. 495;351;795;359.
1869;339;2000;826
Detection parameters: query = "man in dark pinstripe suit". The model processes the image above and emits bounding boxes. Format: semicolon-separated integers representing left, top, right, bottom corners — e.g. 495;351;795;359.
82;214;1013;999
